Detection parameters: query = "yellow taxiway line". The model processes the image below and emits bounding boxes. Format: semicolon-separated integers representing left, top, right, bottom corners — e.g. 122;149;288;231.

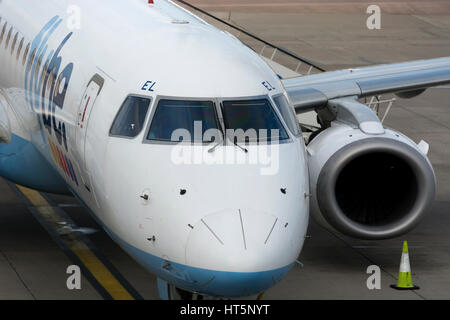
17;185;135;300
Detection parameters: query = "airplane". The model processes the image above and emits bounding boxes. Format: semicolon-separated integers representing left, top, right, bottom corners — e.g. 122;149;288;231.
0;0;449;300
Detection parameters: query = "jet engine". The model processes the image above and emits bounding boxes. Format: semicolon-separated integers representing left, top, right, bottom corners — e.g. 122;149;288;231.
306;98;436;239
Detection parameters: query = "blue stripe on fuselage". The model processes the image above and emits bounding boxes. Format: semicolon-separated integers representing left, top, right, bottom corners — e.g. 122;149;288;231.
113;231;294;298
68;187;293;298
0;134;68;194
0;135;292;296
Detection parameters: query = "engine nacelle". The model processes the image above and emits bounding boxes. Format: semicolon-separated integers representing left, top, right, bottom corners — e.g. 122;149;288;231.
307;122;436;239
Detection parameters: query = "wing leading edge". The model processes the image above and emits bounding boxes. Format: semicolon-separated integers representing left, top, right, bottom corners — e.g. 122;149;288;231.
283;57;450;113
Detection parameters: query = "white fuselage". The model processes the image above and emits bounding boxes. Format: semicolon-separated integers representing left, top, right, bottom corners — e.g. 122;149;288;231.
0;0;309;297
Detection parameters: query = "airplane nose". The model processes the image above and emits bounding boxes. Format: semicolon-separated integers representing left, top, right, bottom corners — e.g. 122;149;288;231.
185;209;299;297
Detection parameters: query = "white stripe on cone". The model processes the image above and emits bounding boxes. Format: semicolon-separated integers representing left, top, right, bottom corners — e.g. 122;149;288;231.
399;252;411;273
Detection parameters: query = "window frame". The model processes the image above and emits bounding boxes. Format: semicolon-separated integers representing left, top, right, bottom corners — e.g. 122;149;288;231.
270;93;302;137
10;31;18;55
22;42;30;66
109;94;153;140
143;95;293;146
143;95;223;146
220;95;293;145
5;26;12;49
16;37;24;61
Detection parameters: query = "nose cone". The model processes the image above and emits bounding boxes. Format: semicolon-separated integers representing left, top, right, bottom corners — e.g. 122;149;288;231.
185;209;300;297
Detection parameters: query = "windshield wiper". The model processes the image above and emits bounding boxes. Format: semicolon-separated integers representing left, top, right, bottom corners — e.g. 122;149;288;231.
219;104;249;153
208;125;226;153
230;138;248;153
208;140;223;153
209;137;249;153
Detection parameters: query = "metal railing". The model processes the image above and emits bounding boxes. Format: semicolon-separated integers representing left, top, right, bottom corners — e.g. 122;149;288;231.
173;0;397;125
173;0;325;76
366;95;397;123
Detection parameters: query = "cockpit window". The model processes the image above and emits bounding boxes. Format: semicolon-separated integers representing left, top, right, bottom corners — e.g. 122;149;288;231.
273;94;301;136
110;96;151;138
147;100;219;143
221;99;289;143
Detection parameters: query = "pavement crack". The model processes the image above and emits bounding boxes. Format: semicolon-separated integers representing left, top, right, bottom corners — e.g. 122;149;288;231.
0;249;37;300
397;103;450;132
322;226;426;300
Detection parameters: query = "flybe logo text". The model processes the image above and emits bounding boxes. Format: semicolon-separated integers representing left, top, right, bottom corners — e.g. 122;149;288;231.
25;16;74;152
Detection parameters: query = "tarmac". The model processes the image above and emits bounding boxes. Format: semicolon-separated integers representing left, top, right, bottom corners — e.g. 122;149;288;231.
0;0;450;299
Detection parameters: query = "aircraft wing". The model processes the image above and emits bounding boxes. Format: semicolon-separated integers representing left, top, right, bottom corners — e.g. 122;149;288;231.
0;93;11;144
283;57;450;113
